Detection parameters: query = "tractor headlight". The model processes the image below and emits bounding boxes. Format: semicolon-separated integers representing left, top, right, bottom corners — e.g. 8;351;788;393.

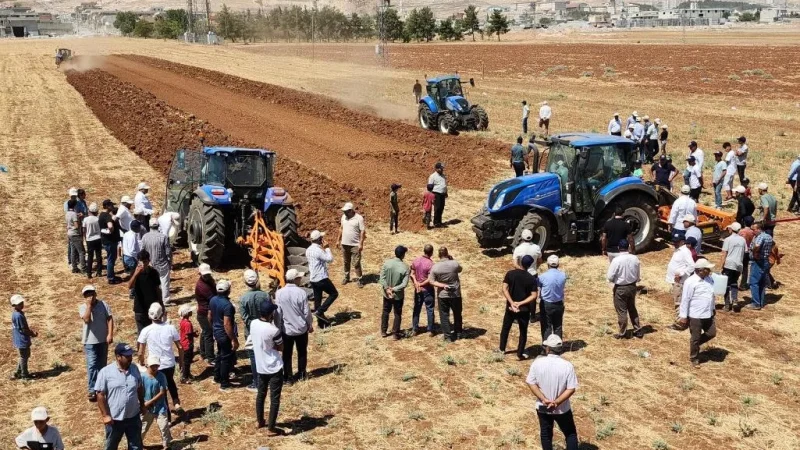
491;192;506;211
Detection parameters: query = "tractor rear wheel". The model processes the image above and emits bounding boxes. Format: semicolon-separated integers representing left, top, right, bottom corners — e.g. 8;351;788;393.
418;103;437;130
275;205;299;246
511;211;552;250
187;197;225;268
438;113;457;135
601;195;658;252
473;105;489;131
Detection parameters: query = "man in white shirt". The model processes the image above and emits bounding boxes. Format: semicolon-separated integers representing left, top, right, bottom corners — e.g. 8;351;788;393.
428;162;448;227
538;101;551;136
606;239;643;339
626;111;638;129
250;300;284;436
719;222;746;311
645;116;659;162
668;186;697;240
686;156;702;201
632;117;645;161
677;259;717;367
15;406;65;450
683;214;703;254
723;142;736;200
525;334;579;450
512;229;542;275
521;100;530;135
338;202;366;287
306;230;337;325
137;303;183;413
121;220;142;279
607;112;621;136
134;182;154;231
157;211;180;244
735;135;748;182
117;196;134;233
666;236;695;314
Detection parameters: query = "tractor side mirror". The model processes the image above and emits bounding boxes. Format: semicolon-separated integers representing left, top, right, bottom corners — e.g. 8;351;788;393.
469;78;475;87
176;149;186;170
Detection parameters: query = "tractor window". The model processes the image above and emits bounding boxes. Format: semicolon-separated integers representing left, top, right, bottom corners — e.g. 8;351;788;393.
547;142;575;205
204;154;227;185
226;154;267;187
575;144;632;213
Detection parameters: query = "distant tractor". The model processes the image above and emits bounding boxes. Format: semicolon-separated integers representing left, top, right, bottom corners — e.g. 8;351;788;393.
165;147;300;279
56;48;72;67
418;75;489;135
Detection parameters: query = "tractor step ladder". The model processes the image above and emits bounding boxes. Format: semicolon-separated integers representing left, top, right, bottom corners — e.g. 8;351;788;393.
237;211;286;288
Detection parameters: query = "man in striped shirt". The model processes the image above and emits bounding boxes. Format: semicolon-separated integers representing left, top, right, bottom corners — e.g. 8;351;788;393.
141;218;172;306
747;223;773;310
305;230;338;326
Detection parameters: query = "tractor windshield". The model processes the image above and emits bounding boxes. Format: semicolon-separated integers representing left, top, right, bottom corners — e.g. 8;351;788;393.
203;153;268;188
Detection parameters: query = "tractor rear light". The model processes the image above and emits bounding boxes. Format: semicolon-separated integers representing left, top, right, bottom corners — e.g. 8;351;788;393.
272;188;286;197
211;188;226;196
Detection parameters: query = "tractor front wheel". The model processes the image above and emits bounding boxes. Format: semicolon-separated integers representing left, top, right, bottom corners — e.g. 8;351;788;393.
512;211;552;250
418;103;437;130
187;197;225;267
274;205;299;247
438;113;457;135
473;105;489;131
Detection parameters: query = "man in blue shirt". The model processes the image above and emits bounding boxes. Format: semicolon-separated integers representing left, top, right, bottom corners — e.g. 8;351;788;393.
538;255;567;343
210;279;239;391
510;136;527;177
95;343;144;450
141;355;171;448
10;294;37;380
747;223;774;310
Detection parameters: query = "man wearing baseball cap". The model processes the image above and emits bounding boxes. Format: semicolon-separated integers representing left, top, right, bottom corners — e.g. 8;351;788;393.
240;269;270;392
513;229;542;272
677;258;717;367
95;343;144;449
338;202;366;287
83;202;103;279
99;199;122;284
276;268;313;383
10;294;37;381
427;162;448;227
66;196;87;275
379;245;411;340
195;264;216;364
719;222;746;312
734;185;755;226
250;300;285;436
140;218;172;305
757;183;777;236
666;235;694;318
306;229;338;326
15;406;64;449
79;285;114;402
134;182;154;231
137;303;183;416
117;195;134;233
685;155;702;201
538;255;567;343
667;185;697;241
210;279;238;391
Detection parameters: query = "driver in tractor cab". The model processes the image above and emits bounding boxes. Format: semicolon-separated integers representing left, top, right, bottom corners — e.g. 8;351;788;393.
55;49;63;67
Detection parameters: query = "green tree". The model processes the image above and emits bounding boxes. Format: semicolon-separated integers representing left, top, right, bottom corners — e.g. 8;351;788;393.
437;18;457;41
359;13;375;41
463;5;480;41
113;11;138;36
486;9;509;41
417;7;436;41
217;4;244;42
164;9;188;29
132;20;154;38
378;7;403;41
738;11;757;21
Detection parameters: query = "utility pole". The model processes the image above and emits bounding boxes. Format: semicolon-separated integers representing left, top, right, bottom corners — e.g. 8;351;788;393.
205;0;212;32
377;0;390;66
312;0;317;61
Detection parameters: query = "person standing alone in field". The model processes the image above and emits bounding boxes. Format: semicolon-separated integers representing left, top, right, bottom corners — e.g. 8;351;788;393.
339;202;366;288
539;101;551;136
389;183;401;234
511;136;527;177
422;184;435;230
413;79;422;104
428;162;448;228
10;294;37;380
499;255;538;360
606;239;643;339
522;100;530;135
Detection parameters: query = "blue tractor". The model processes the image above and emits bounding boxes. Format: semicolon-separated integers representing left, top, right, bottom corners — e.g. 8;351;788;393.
165;147;299;268
471;133;660;252
418;75;489;135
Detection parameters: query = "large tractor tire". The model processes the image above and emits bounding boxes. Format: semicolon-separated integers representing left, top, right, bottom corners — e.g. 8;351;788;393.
438;113;457;135
511;211;552;250
418;103;437;130
473;105;489;131
275;205;299;246
600;194;658;252
187;197;225;267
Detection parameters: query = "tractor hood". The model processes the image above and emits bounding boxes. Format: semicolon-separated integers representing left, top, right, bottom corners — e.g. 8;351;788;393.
487;173;562;214
445;96;470;112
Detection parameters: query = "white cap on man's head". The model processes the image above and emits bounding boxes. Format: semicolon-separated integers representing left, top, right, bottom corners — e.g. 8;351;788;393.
198;263;212;275
632;111;638;116
149;218;159;228
681;185;691;194
341;202;354;211
178;304;196;318
88;202;99;213
542;334;563;348
216;279;231;293
285;268;305;281
613;112;619;116
137;182;150;190
120;195;132;204
147;355;161;367
758;182;768;191
727;222;742;232
243;269;259;286
82;285;96;295
31;406;49;421
68;188;78;197
148;302;164;321
310;230;325;241
694;258;715;270
682;214;696;223
521;229;533;241
734;185;746;194
10;294;24;306
643;115;650;120
547;255;559;267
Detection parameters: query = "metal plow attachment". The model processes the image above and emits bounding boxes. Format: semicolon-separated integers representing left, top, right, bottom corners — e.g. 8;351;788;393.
237;211;286;288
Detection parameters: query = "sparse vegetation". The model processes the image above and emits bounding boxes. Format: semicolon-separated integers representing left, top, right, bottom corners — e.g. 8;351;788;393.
200;409;242;435
728;74;741;80
652;439;670;450
739;417;757;437
771;372;783;385
706;413;719;426
595;421;617;440
580;71;593;77
408;410;425;420
671;422;683;433
505;366;521;376
681;377;695;392
741;395;758;407
402;372;417;382
682;65;701;71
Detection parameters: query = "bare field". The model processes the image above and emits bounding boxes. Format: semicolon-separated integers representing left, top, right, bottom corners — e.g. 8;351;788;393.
1;33;799;450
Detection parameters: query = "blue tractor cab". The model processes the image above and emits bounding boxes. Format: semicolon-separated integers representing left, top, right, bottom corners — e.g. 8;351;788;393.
418;75;489;134
471;133;660;252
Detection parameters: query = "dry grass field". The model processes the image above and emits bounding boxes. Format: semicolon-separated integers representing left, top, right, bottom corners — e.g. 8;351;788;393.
1;28;799;450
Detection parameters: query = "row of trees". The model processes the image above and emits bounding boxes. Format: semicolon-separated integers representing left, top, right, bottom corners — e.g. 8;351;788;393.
114;4;512;42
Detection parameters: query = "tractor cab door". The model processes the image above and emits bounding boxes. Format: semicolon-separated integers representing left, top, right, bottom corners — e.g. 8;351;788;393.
546;142;576;207
166;149;204;216
574;144;631;214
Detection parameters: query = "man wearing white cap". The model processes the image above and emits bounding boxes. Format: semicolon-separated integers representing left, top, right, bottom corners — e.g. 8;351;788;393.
66;197;87;275
15;406;64;449
734;185;755;225
659;123;669;156
10;294;37;380
64;187;79;267
428;162;448;227
137;302;183;415
210;279;238;391
84;202;103;279
338;202;366;287
667;185;697;241
276;268;313;383
682;214;703;255
719;222;746;312
134;182;154;231
117;196;134;233
526;334;579;450
513;229;542;274
157;211;181;243
643;115;657;163
538;100;551;136
626;111;638;129
607;113;621;136
306;230;338;326
757;183;777;236
240;269;271;392
632;117;645;161
677;258;717;367
141;218;172;305
538;255;567;342
79;285;114;402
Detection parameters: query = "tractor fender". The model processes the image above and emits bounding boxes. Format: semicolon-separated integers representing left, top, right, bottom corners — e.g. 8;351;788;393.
594;183;658;216
263;186;293;211
193;185;232;206
525;205;561;236
420;96;439;115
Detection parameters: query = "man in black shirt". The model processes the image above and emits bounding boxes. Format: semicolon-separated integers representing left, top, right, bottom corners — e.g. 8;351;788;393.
650;155;676;189
600;207;634;261
98;199;122;284
498;255;538;360
734;186;755;225
128;249;163;334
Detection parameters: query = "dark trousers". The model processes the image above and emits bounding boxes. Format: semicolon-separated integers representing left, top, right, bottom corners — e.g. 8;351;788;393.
389;211;399;232
522;117;528;134
214;336;234;388
412;290;435;332
104;415;143;450
540;301;564;340
433;193;446;226
134;313;151;335
197;314;215;361
537;410;579;450
136;214;151;231
763;224;775;237
69;235;86;271
610;131;621;136
159;366;180;406
312;278;339;325
423;211;432;228
248;349;258;388
181;345;193;380
513;161;525;177
740;254;750;288
15;347;30;377
789;181;799;211
721;268;740;307
737;164;746;183
439;296;462;340
86;239;103;275
613;284;640;335
282;333;308;379
689;316;716;361
103;242;117;281
256;371;283;429
499;308;529;358
381;297;403;336
689;187;702;202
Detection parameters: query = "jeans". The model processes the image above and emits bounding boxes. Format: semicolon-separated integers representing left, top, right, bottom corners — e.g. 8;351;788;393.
522;117;528;134
341;246;362;280
248;348;258;388
540;301;564;341
311;278;339;325
499;308;529;358
433;193;446;226
689;316;716;361
423;211;432;228
256;371;283;429
181;345;193;381
749;260;770;308
123;255;137;275
69;235;86;271
159;366;180;407
537;410;578;450
197;313;215;361
214;336;234;388
282;333;308;379
103;242;117;281
714;182;724;208
141;411;171;448
87;239;103;275
613;284;641;335
737;164;746;183
134;313;150;335
763;224;775;237
15;347;30;377
104;415;143;450
439;296;462;340
381;297;404;336
412;290;435;332
84;342;108;395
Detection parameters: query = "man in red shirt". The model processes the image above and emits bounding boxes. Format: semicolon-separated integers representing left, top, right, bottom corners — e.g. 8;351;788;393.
410;244;436;336
422;184;435;230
